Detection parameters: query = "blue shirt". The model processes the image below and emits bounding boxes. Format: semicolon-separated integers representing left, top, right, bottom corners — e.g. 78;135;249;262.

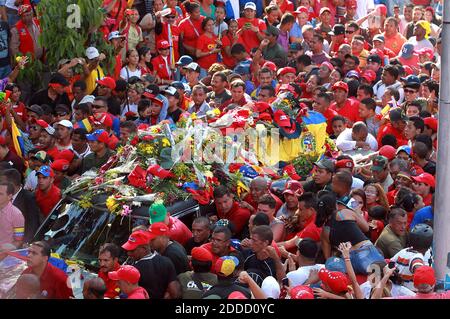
410;206;433;230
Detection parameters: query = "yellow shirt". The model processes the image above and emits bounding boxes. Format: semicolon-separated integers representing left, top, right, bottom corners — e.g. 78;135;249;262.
85;66;104;95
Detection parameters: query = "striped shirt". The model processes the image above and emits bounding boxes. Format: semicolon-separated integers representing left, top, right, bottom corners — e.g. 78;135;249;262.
0;201;25;246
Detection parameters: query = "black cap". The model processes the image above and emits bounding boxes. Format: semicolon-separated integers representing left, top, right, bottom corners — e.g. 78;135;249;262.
329;24;345;36
26;104;44;116
49;72;70;87
367;54;381;64
389;108;408;122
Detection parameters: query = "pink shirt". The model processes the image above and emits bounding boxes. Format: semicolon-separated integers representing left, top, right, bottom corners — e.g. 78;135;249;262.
0;202;25;246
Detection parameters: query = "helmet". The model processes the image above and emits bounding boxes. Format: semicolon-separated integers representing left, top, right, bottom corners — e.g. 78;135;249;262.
409;223;433;250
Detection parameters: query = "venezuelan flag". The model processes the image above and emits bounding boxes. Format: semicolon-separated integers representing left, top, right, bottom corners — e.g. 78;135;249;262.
75;118;93;133
11;118;25;158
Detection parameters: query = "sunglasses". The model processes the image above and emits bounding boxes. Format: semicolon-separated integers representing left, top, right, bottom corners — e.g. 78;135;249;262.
404;89;417;94
345;30;355;34
167;15;176;19
92;104;104;109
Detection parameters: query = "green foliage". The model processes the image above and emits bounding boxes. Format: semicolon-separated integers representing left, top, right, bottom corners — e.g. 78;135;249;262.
36;0;115;76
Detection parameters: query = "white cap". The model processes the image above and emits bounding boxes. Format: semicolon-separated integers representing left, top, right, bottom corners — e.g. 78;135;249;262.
86;47;100;60
244;2;256;10
56;120;74;129
286;268;310;286
184;62;200;72
164;86;178;96
79;95;95;104
261;276;281;299
108;31;125;41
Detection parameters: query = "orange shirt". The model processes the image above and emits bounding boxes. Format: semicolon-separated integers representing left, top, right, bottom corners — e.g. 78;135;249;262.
384;32;407;56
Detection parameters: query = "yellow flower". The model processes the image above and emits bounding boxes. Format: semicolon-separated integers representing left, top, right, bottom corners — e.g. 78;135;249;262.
106;196;120;213
190;112;197;120
162;138;171;147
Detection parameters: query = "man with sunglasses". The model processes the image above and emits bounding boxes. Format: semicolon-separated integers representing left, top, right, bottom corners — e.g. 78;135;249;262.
151;40;174;85
155;8;180;63
91;96;121;137
96;76;121;117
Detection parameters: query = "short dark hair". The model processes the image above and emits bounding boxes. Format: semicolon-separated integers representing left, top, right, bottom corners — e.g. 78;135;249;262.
99;243;121;259
384;65;399;79
231;43;246;55
298;192;318;210
201;17;214;30
73;80;87;91
386;87;400;101
85;278;107;299
413;141;428;159
94;96;108;106
212;71;228;83
73;128;88;140
408;116;425;133
0;182;15;195
213;185;232;198
358;84;374;97
0;168;21;187
74;103;91;116
258;194;276;209
381;134;398;148
331;115;346;124
317;92;332;103
138;98;151;114
368;205;388;221
280;13;295;25
260;85;275;97
120;120;137;132
191;259;212;273
253;213;270;226
297;238;318;259
388;207;407;222
31;241;51;258
297;54;312;67
361;98;377;111
212;225;232;240
193;216;210;228
334;171;353;190
252;225;273;244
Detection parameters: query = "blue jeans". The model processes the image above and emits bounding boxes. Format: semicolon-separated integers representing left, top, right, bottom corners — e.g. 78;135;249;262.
350;243;384;274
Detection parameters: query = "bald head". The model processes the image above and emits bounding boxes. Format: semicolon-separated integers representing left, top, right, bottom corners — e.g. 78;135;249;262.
250;176;269;201
83;277;107;299
15;274;41;299
251;176;268;189
352;121;369;142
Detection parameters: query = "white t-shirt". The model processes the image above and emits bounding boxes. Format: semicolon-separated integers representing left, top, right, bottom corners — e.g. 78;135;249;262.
408;37;434;51
121;102;138;118
120;66;142;82
360;281;416;299
286;264;325;286
24;170;38;192
391;248;426;291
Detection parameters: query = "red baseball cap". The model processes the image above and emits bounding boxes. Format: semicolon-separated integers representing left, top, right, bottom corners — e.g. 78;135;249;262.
277;67;296;77
424;117;438;132
282;180;304;195
318;269;349;294
50;159;70;172
414;266;436;288
157;40;171;50
121;230;151;251
290;285;314;299
108;265;141;284
91;112;113;128
191;247;213;262
332;81;348;92
346;0;357;9
147;222;170;240
376;4;387;16
262;61;277;73
228;291;248;299
97;77;116;90
361;70;377;83
293;6;308;15
378;145;397;161
273;110;291;128
55;149;75;163
335;159;354;170
412;173;435;188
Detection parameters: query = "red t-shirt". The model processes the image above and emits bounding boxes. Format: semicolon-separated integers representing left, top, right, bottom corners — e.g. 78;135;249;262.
127;286;150;299
422;193;432;206
196;33;219;70
22;263;73;299
295;214;322;242
156;22;181;62
322;108;339;135
329;99;362;125
35;184;62;217
151;55;172;81
98;263;120;299
167;216;193;247
376;123;408;148
243;192;283;213
270;0;294;13
221;34;237;69
216;201;251;235
237;18;267;53
178;17;205;49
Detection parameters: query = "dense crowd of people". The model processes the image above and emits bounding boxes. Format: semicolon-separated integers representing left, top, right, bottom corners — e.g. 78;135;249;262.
0;0;448;299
